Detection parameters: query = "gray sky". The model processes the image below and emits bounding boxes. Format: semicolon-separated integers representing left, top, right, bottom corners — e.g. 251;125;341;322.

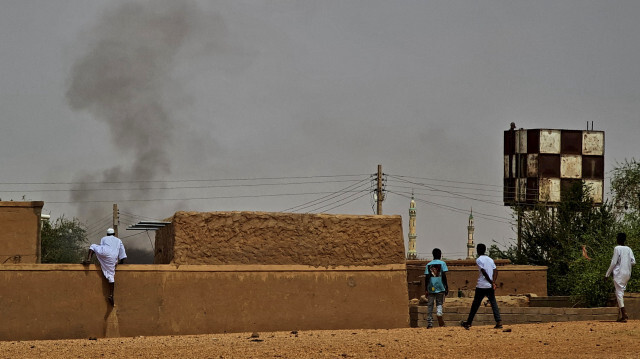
1;0;639;258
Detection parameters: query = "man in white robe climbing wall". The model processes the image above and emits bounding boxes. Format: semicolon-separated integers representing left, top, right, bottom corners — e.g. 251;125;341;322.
83;228;127;305
605;232;636;322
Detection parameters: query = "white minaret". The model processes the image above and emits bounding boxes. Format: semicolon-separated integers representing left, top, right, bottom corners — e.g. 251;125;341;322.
407;194;417;259
467;208;475;259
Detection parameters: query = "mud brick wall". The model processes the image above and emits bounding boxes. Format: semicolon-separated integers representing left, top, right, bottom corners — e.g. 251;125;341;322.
447;265;547;296
410;306;619;327
407;260;548;299
0;201;44;264
0;264;409;341
1;211;410;341
155;211;406;266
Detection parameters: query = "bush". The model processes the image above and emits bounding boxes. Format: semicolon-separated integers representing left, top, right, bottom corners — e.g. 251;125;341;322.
41;216;88;263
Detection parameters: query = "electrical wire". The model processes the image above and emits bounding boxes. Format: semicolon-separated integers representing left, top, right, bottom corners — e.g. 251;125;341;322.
385;179;505;195
282;177;372;212
146;231;155;251
385;184;505;203
3;172;544;225
44;190;375;204
118;231;144;240
388;190;512;224
306;189;371;213
319;191;371;213
120;211;164;222
388;174;503;188
369;176;377;214
83;213;114;231
387;175;507;207
0;174;370;186
0;178;372;193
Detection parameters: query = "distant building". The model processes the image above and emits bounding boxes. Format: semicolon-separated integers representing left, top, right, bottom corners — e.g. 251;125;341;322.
0;201;45;263
407;195;417;259
466;209;474;259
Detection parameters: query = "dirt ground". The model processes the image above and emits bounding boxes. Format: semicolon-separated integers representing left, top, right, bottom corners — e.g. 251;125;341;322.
413;294;532;307
1;321;638;359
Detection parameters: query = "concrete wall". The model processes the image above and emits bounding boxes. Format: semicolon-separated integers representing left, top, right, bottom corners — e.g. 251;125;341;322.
0;264;409;341
155;212;406;266
0;201;44;264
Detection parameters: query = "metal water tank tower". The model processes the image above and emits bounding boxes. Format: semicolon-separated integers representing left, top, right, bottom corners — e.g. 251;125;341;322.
504;126;604;206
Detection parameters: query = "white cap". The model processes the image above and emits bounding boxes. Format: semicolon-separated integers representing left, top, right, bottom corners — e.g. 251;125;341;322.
106;228;115;235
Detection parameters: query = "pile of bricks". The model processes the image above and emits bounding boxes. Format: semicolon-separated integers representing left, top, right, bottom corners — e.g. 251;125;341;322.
410;305;619;328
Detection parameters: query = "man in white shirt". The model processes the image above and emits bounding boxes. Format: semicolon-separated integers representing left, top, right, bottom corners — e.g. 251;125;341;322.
83;228;127;305
605;232;636;322
461;243;502;329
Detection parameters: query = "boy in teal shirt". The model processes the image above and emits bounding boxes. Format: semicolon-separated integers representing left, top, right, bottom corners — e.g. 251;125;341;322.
425;248;449;328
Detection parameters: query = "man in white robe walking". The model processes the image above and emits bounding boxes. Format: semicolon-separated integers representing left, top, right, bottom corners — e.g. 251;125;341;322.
83;228;127;305
605;232;636;322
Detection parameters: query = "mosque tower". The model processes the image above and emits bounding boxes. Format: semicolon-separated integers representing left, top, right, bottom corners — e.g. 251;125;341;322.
466;208;475;259
407;194;417;259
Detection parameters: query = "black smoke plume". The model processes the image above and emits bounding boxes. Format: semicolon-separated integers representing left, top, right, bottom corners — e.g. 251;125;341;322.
66;1;201;218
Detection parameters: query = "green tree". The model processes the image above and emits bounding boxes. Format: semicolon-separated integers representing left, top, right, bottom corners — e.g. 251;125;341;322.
611;159;640;215
499;182;616;305
501;160;640;306
41;216;88;263
610;158;640;293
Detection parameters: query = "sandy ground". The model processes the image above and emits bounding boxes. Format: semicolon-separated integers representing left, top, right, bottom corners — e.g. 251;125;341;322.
1;321;638;359
413;294;532;308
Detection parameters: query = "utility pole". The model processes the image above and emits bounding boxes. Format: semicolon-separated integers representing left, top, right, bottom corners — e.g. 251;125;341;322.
112;203;119;237
376;164;384;215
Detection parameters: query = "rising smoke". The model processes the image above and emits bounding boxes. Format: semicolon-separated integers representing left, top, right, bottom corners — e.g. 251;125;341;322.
66;0;203;218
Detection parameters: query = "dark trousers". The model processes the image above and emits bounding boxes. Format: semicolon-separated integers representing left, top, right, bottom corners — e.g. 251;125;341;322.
466;287;501;324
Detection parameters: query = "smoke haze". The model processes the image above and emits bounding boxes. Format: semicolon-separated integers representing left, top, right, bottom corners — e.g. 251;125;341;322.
3;1;640;258
65;0;204;218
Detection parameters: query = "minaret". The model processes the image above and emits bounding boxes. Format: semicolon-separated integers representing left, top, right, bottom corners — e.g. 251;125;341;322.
467;208;475;259
407;194;417;259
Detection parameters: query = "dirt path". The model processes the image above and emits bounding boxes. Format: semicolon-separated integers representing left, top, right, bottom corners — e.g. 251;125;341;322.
2;321;638;358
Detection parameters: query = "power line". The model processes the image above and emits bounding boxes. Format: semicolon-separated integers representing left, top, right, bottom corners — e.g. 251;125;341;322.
387;173;552;198
43;190;373;205
0;178;372;193
369;175;378;214
388;174;502;188
385;184;505;202
83;213;114;232
119;231;146;240
385;179;505;194
282;178;372;212
388;190;512;225
0;174;370;186
119;211;166;222
145;231;155;251
118;218;137;227
306;189;371;213
387;175;506;207
319;192;371;213
282;180;370;212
